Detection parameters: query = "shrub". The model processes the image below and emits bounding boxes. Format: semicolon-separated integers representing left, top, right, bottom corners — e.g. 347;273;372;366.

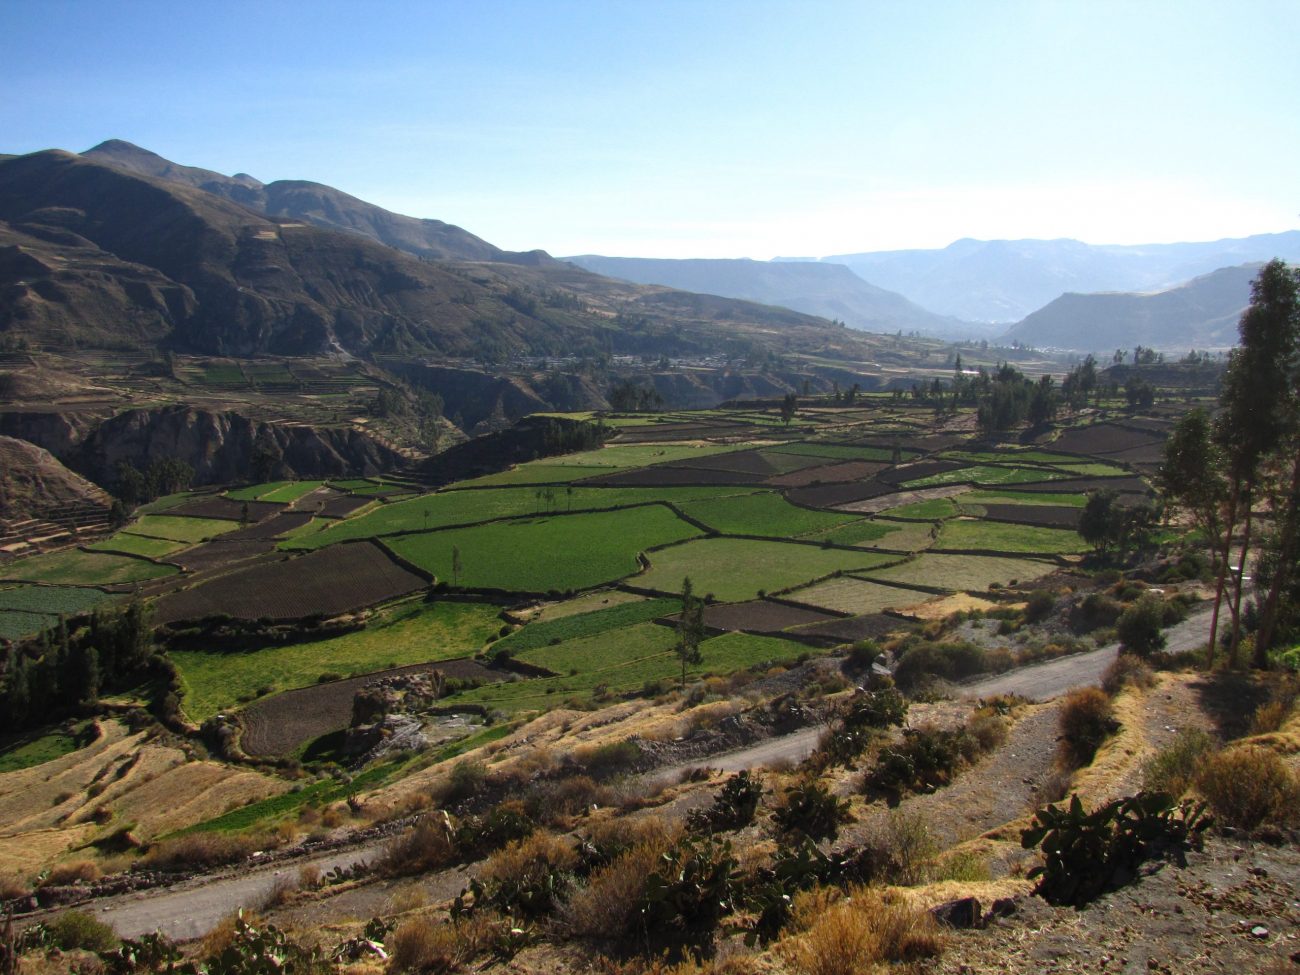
892;640;987;691
777;886;942;975
1057;687;1116;769
377;820;457;877
1101;652;1157;695
1249;677;1299;735
1116;594;1168;657
388;918;463;974
455;800;536;857
139;832;263;873
843;686;908;731
1023;589;1056;623
1141;728;1215;798
523;775;614;823
879;809;938;885
1194;746;1300;829
42;860;100;886
1021;792;1209;905
772;779;853;842
863;725;977;800
572;739;643;778
1074;592;1122;631
45;910;119;953
687;771;764;833
637;836;741;960
439;760;488;805
476;830;579;919
560;835;675;940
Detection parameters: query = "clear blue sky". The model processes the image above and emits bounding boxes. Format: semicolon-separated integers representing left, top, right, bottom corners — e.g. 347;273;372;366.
3;0;1297;258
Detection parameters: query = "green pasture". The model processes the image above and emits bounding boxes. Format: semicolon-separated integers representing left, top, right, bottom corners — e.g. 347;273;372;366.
171;599;504;723
532;442;753;469
0;610;55;641
957;490;1088;508
863;553;1056;591
636;537;897;602
0;723;90;774
515;620;679;672
0;584;117;617
878;497;959;520
386;506;702;592
0;550;176;586
935;519;1091;554
126;514;240;544
1051;461;1130;477
798;518;901;547
453;464;613;487
289;485;755;550
942;449;1084;465
493;598;678;657
136;491;207;515
678;491;860;538
903;465;1072;489
88;533;188;558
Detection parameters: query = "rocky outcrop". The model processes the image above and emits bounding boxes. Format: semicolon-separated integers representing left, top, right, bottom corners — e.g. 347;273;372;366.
0;409;102;456
74;405;406;486
0;435;112;521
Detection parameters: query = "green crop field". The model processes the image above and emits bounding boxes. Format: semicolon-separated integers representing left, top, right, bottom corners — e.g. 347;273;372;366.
678;491;860;537
0;723;90;774
957;490;1088;507
514;620;679;671
493;598;678;657
0;584;117;617
935;519;1091;554
226;481;326;503
0;550;177;586
136;491;206;514
87;533;189;558
532;442;753;469
0;610;55;641
199;363;246;385
943;449;1083;465
878;497;959;520
386;506;702;592
1051;461;1130;477
171;599;504;722
453;464;614;487
636;537;898;602
290;485;756;550
863;553;1056;591
126;514;240;544
903;465;1072;488
799;519;906;547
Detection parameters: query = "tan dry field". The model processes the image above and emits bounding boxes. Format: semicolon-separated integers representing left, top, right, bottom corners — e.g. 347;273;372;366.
895;591;1002;620
791;575;924;615
0;720;287;875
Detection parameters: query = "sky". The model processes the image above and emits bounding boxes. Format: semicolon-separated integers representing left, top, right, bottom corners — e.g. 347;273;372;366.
3;0;1298;259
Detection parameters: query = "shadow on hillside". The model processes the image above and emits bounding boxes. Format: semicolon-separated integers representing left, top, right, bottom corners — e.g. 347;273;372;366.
1189;672;1269;741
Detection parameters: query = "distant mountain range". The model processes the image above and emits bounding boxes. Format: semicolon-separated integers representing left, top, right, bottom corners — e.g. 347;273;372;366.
781;233;1300;323
1000;263;1261;352
563;255;981;339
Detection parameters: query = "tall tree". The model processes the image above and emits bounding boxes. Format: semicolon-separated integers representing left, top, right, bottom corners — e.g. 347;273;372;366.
675;576;705;689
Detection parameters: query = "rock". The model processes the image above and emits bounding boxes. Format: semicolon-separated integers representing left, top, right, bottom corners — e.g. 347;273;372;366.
1250;925;1269;938
990;897;1019;918
931;896;983;929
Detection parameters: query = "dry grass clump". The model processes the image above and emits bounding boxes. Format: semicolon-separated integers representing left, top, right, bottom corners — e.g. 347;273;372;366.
1101;653;1157;696
481;829;578;889
559;832;678;939
965;712;1009;753
388;913;501;974
42;860;100;886
523;774;616;824
0;873;29;900
777;885;943;975
378;820;457;878
1140;728;1216;798
139;832;264;873
1056;687;1117;769
1249;676;1299;735
1194;746;1300;829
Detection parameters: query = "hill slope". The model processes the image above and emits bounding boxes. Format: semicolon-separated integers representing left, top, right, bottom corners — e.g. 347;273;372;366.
792;232;1300;322
564;255;979;338
1001;263;1259;352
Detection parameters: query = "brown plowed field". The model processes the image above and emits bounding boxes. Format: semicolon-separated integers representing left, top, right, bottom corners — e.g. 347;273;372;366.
169;498;284;522
223;511;315;540
316;495;375;518
878;459;965;485
1095;442;1167;465
668;449;782;475
692;599;842;633
1051;423;1165;455
786;612;910;643
584;467;768;487
154;540;427;623
172;538;276;572
1012;475;1150;494
612;424;771;443
786;480;897;508
766;460;890;488
238;658;503;755
979;503;1081;528
855;433;967;453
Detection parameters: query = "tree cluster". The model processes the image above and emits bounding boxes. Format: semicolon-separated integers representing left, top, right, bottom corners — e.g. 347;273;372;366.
113;457;195;507
608;380;664;412
1078;490;1160;557
1159;260;1300;664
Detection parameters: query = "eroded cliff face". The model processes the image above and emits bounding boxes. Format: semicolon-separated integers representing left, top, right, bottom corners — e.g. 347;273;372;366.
0;435;113;521
72;406;406;485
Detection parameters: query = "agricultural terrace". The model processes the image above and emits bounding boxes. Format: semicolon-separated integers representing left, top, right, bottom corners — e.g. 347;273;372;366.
170;599;503;722
124;514;241;544
386;505;701;592
0;550;176;587
0;585;116;641
934;518;1092;554
87;533;189;559
634;537;899;602
864;552;1057;591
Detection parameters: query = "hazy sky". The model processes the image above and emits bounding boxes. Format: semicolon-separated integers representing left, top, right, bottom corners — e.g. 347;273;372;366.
3;0;1297;258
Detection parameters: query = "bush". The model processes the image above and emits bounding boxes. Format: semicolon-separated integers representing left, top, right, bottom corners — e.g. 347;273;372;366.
1057;687;1116;769
560;833;676;940
686;771;764;833
477;830;579;919
772;779;853;842
1023;589;1056;623
139;832;263;873
863;724;984;800
1074;592;1122;631
1195;746;1300;829
46;910;119;953
637;836;741;960
776;886;942;975
572;739;643;778
879;809;938;885
892;640;987;691
1101;653;1157;695
1115;594;1168;656
440;760;488;805
42;860;100;886
377;820;457;877
523;775;614;823
1141;728;1216;798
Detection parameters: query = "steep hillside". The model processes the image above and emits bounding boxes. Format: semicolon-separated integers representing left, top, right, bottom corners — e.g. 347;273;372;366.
565;254;976;337
0;435;112;521
794;232;1300;322
1001;264;1259;352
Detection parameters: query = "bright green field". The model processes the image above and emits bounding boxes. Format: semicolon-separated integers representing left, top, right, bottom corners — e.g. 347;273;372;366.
445;629;811;714
799;519;904;547
515;620;679;671
1052;462;1130;477
88;533;188;558
678;492;861;537
957;490;1089;507
0;724;89;774
0;584;117;616
260;481;326;503
904;466;1072;488
453;464;614;487
136;491;206;514
170;599;504;722
935;519;1091;554
386;506;702;592
636;537;897;602
0;550;177;586
878;497;959;520
289;486;755;550
126;514;240;543
493;598;679;657
943;450;1084;465
863;553;1056;591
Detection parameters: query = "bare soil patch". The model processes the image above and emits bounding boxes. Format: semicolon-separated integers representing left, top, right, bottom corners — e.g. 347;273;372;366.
666;449;781;475
1012;475;1150;495
239;658;502;756
980;503;1082;529
878;459;967;485
316;495;375;518
787;479;897;508
694;599;842;633
172;538;276;573
1051;422;1165;456
154;541;427;624
222;511;315;540
766;459;891;488
169;497;283;522
786;612;911;643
